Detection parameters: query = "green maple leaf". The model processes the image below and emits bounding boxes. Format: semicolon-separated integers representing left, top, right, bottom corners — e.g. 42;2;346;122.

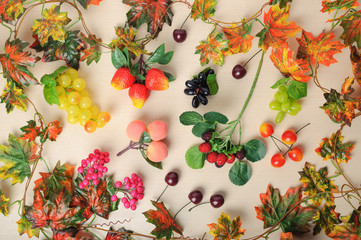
207;212;246;240
340;10;361;49
32;5;71;46
321;0;360;13
0;0;24;24
299;162;338;207
313;205;341;235
17;216;40;238
0;189;9;216
195;32;229;66
191;0;217;21
255;184;316;234
0;81;27;113
0;134;38;185
143;201;183;240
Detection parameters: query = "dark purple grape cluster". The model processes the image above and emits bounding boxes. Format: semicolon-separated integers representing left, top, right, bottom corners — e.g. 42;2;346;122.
184;69;214;108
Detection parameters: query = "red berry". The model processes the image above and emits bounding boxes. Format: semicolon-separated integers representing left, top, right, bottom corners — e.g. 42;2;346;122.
271;153;286;168
111;195;118;202
260;123;274;138
199;142;212;153
173;29;187;43
216;153;227;166
282;129;297;145
288;147;303;162
226;154;236;164
207;152;217;163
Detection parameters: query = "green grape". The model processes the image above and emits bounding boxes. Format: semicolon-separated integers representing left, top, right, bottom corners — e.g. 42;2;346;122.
290;101;302;112
79;90;89;97
79;97;92;109
269;101;281;111
278;85;287;92
68;91;81;105
79;119;87;126
58;95;69;110
67;115;79;124
73;78;86;91
66;68;78;80
281;99;291;112
89;105;99;118
79;109;92;122
287;108;298;116
58;74;72;87
274;91;288;103
66;105;80;116
275;111;286;123
56;86;65;96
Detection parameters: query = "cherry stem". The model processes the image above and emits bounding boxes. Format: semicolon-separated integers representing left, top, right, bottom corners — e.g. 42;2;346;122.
296;122;311;134
243;49;262;67
117;141;139;156
270;136;282;152
271;136;290;149
188;201;210;212
180;12;191;29
156;185;169;202
173;201;192;219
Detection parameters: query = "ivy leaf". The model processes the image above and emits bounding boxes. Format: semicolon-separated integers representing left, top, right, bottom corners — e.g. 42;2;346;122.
256;5;301;51
0;134;38;185
297;30;345;67
40;120;62;143
255;184;316;234
0;189;9;216
17;216;40;238
71;175;119;219
243;139;266;162
110;26;147;57
185;146;206;169
315;132;355;164
0;81;27;113
222;23;254;55
313;205;341;235
280;232;293;240
207;212;246;240
321;0;360;13
0;0;24;24
228;161;252;186
299;162;337;207
80;33;102;65
328;209;361;239
143;200;183;240
340;10;361;49
269;0;292;8
32;5;71;46
20;120;41;142
122;0;173;37
0;38;40;87
270;44;311;82
191;0;217;21
179;111;204;125
351;46;361;86
105;227;134;240
195;32;229;66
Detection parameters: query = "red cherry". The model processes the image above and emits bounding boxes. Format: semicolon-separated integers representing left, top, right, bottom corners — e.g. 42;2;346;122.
282;129;297;145
260;123;274;138
173;29;187;43
271;153;285;168
288;147;303;162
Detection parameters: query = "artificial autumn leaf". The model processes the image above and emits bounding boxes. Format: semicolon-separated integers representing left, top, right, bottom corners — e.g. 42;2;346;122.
109;26;147;57
297;30;345;67
299;162;337;207
0;81;27;113
0;38;40;87
321;0;360;13
40;120;62;143
34;161;74;198
195;32;229;66
222;23;254;55
207;212;246;240
191;0;217;21
0;134;38;185
341;77;355;95
52;228;78;240
31;31;85;70
122;0;173;37
0;0;24;24
104;227;135;240
32;5;71;46
315;132;355;164
340;10;361;49
280;232;293;240
26;188;84;230
17;215;40;238
255;184;316;234
20;120;40;142
71;174;118;219
269;0;292;9
80;33;102;65
351;46;361;85
143;200;183;240
0;189;9;216
313;205;341;235
270;44;311;82
327;209;361;239
256;5;301;51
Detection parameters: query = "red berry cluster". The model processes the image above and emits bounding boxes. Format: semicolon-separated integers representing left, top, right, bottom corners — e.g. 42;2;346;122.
77;149;110;188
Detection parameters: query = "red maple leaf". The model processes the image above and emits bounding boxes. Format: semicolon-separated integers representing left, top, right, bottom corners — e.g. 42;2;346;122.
20;120;40;142
40;120;62;142
222;23;254;55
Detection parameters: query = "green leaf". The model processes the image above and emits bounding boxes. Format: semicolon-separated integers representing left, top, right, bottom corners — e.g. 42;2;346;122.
204;111;228;124
158;51;174;65
111;47;127;69
287;80;307;100
271;77;290;89
140;148;163;169
206;74;219;95
185;146;205;169
244;139;266;162
192;122;216;137
179;111;203;125
139;131;152;144
130;62;139;76
147;44;165;64
164;71;176;82
40;66;68;106
228;161;252;186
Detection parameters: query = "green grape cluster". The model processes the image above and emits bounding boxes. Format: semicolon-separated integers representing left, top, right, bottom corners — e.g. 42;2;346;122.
269;86;302;123
56;68;111;133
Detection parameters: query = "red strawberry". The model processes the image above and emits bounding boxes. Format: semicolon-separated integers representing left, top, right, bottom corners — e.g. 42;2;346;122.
145;68;169;91
128;84;150;109
226;154;236;164
216;153;227;166
111;67;136;90
207;152;217;163
198;142;212;153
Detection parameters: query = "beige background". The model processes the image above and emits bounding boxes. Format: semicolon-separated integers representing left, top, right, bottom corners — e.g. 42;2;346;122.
0;0;360;239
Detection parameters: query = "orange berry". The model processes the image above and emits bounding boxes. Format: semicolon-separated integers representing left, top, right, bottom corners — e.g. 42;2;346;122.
282;129;297;145
126;120;146;142
146;120;168;141
145;68;169;91
99;111;111;123
128;83;150;109
146;141;168;162
260;123;274;138
111;67;136;90
84;120;97;133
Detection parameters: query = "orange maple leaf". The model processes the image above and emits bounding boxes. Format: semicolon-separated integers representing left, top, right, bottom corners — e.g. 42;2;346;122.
270;44;311;82
297;30;345;67
89;0;103;5
222;23;254;55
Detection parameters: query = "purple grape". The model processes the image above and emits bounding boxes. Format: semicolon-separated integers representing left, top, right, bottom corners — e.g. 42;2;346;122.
165;172;178;186
188;190;203;204
210;194;224;208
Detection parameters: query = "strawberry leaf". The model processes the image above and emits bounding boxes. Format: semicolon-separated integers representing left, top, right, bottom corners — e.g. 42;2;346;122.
143;200;183;240
340;10;361;49
110;26;147;57
0;81;27;113
40;120;62;143
17;215;40;238
207;212;246;240
0;134;38;185
321;0;360;13
313;205;341;235
195;32;229;66
0;0;24;24
191;0;217;21
122;0;173;38
255;184;316;234
0;189;9;216
20;120;41;142
222;23;254;55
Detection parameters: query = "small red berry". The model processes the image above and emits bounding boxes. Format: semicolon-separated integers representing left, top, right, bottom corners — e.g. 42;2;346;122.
226;154;236;164
271;153;286;168
216;153;227;166
282;129;297;145
199;142;212;153
207;152;217;163
288;147;303;162
260;123;274;138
